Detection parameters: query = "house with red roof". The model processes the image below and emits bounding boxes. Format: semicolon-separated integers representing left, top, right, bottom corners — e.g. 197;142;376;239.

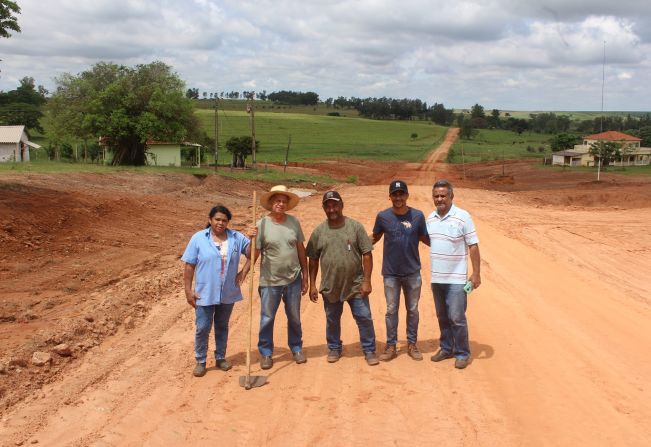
552;131;651;167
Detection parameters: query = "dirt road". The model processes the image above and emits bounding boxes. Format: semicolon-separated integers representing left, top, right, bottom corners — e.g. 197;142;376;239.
1;154;651;445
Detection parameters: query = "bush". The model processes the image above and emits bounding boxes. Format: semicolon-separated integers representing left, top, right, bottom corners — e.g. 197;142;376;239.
526;145;535;153
410;133;418;140
327;112;340;117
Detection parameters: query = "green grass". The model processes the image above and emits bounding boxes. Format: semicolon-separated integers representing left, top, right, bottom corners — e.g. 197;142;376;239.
199;110;446;163
193;99;360;117
534;163;651;176
0;160;338;184
448;129;552;163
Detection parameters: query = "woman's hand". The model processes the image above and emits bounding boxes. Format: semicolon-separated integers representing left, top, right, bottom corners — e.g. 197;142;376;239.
185;290;200;308
236;268;249;286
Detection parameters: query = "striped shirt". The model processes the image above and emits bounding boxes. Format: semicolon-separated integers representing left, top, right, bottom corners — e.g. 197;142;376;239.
426;204;479;284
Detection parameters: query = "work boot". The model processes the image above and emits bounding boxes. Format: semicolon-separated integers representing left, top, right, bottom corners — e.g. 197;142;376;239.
379;344;397;362
430;349;453;362
260;356;273;370
455;357;470;369
364;351;379;366
407;343;423;361
216;358;232;371
327;350;341;363
293;350;307;364
192;362;206;377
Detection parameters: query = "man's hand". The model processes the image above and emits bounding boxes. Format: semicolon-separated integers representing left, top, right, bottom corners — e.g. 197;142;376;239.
236;269;248;286
361;279;372;297
301;274;309;296
469;272;481;290
309;285;319;303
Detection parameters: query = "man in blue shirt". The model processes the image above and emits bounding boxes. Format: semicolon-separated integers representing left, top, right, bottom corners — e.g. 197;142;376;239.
372;180;429;362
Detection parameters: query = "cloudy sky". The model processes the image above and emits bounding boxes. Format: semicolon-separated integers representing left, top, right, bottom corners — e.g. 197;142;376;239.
1;0;650;111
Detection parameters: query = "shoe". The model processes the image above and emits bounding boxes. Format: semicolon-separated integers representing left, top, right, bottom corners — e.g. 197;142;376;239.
260;356;273;370
430;350;453;362
455;357;470;369
327;350;341;363
364;351;379;366
293;351;307;364
379;344;397;362
407;343;423;361
216;358;232;371
192;362;206;377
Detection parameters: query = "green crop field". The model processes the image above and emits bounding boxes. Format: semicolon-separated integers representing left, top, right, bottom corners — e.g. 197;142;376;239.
196;109;446;163
448;129;552;163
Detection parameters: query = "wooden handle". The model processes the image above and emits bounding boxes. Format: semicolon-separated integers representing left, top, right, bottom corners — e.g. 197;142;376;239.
245;191;257;385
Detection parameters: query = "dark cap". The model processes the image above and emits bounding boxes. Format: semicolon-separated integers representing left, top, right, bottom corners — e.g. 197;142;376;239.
322;190;342;203
389;180;408;194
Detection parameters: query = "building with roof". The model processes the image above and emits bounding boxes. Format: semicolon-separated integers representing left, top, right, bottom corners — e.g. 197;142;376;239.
0;125;41;162
552;131;651;167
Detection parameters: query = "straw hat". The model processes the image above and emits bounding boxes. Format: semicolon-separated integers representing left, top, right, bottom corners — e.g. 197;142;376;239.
260;185;300;211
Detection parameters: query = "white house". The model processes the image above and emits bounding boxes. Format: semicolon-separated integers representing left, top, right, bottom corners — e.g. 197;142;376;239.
0;125;41;162
552;131;651;167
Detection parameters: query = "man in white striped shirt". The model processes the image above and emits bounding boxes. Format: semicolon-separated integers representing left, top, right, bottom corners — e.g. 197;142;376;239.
426;180;481;369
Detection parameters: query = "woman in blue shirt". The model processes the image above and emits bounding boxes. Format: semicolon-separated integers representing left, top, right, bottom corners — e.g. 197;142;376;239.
182;204;252;377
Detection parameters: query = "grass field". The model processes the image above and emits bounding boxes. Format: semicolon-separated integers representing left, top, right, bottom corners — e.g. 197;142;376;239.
448;129;552;163
0;160;339;184
197;109;446;163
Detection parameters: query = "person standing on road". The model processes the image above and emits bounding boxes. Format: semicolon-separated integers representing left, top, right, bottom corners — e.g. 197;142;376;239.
182;205;252;378
427;179;481;369
371;180;429;362
255;185;308;370
306;190;379;366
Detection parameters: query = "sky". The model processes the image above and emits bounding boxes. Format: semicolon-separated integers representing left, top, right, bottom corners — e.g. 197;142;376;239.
1;0;650;111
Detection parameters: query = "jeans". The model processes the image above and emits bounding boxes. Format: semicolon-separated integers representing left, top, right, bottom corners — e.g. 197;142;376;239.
195;303;234;363
431;283;470;359
323;297;376;353
258;276;303;357
383;273;421;346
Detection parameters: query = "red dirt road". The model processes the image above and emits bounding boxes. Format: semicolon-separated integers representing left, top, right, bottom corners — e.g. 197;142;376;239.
1;145;651;445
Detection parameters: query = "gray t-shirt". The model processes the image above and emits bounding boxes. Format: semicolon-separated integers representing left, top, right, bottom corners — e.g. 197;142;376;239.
306;217;373;303
256;214;305;286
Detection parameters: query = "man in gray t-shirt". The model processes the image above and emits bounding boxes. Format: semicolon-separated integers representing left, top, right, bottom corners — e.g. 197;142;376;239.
255;185;308;371
306;190;379;366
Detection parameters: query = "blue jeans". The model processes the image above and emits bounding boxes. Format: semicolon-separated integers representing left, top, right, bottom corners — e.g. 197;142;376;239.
383;273;421;345
431;283;470;359
195;303;234;363
258;276;303;357
323;297;376;353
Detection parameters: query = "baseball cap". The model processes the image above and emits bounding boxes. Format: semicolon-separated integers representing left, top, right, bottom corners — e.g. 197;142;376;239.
322;190;342;203
389;180;408;194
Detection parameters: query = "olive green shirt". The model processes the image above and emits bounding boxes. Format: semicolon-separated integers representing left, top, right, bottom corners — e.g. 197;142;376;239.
256;215;305;286
306;217;373;303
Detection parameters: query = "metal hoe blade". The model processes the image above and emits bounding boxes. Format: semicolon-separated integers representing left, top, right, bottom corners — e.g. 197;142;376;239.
239;374;267;389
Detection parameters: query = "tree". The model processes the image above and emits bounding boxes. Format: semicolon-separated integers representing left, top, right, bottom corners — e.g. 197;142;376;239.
636;126;651;147
225;135;259;168
488;109;501;128
430;103;454;125
47;61;198;165
470;103;485;119
549;133;580;152
0;0;21;38
459;120;477;140
589;140;621;167
0;76;47;132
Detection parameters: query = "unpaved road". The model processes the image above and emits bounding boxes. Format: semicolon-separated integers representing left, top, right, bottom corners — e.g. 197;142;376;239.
1;147;651;445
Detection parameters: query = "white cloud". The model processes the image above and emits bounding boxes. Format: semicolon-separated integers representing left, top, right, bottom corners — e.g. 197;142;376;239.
0;0;649;110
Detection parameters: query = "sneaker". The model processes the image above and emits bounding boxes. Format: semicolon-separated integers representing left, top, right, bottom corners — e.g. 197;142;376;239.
364;351;379;366
455;357;470;369
327;350;341;363
260;356;273;370
379;344;397;362
407;343;423;361
293;351;307;364
216;358;232;371
430;349;453;362
192;362;206;377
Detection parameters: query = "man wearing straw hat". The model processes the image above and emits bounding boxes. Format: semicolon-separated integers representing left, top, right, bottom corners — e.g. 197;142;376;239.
255;185;308;370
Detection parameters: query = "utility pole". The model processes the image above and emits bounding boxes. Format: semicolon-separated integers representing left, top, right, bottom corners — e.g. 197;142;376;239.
284;135;292;173
214;99;219;172
598;40;606;182
248;100;257;169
